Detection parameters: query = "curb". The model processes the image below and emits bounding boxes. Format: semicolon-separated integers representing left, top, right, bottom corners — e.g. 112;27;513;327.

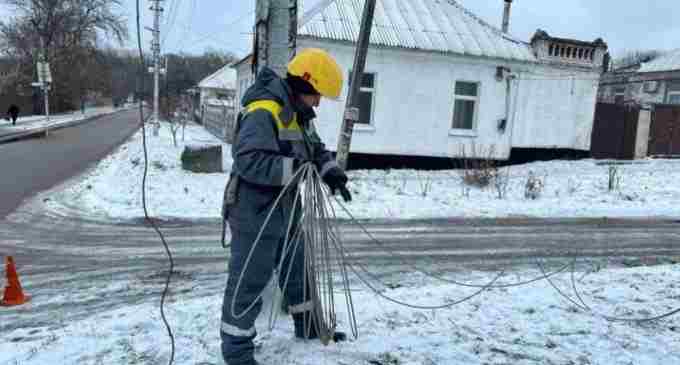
0;109;131;144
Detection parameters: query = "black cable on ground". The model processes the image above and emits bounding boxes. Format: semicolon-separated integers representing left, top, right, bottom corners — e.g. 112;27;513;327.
136;1;176;364
333;198;573;289
335;196;680;323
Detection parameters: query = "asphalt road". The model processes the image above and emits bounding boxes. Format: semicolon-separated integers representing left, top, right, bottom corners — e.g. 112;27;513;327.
1;201;679;332
0;109;142;218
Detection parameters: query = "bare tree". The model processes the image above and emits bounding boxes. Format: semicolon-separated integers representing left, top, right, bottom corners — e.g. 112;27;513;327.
493;167;510;200
457;143;498;189
4;0;127;57
0;0;127;111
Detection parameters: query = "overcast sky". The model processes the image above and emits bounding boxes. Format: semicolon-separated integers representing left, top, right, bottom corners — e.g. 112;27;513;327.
3;1;679;58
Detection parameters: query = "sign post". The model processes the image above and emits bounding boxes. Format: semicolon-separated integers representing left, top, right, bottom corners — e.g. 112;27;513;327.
36;61;52;137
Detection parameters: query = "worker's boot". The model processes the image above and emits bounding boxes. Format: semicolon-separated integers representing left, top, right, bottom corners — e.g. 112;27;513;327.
292;312;347;342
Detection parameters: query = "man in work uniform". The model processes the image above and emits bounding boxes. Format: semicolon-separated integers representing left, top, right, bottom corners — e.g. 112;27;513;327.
220;48;352;365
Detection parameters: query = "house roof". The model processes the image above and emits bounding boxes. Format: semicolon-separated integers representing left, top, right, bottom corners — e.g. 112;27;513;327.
232;54;253;68
198;64;237;90
638;49;680;73
298;0;536;62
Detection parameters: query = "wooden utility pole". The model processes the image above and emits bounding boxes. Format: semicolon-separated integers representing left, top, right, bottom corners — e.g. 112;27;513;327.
336;0;377;170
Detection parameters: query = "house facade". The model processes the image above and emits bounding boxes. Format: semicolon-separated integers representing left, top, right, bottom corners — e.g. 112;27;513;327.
598;49;680;107
234;0;608;160
198;64;237;108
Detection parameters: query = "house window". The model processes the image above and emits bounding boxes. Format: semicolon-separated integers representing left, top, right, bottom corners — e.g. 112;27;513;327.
667;82;680;105
348;71;376;125
452;81;479;130
614;87;625;104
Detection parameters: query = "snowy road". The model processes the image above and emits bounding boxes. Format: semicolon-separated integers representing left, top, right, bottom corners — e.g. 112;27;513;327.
2;197;679;334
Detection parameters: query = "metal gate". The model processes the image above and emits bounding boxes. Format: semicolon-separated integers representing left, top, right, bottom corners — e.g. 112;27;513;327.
649;104;680;157
591;103;639;159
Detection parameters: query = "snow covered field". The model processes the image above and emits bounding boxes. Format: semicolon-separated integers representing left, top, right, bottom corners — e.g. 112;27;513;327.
2;264;679;365
47;121;680;221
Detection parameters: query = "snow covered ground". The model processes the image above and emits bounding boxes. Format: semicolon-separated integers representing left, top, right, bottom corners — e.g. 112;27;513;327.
0;106;119;134
2;264;679;365
47;121;680;221
6;122;680;365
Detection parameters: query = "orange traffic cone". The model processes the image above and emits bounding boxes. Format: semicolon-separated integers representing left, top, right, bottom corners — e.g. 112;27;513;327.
1;256;30;306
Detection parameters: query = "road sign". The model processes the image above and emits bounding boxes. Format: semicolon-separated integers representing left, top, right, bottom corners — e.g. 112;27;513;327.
37;62;52;84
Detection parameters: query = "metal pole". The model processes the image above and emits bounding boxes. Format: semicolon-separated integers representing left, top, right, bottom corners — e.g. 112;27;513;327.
41;83;50;137
40;39;51;137
336;0;376;170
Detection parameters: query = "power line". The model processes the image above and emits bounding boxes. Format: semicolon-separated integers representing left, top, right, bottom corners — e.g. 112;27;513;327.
185;11;255;46
135;2;176;365
173;0;197;53
161;0;182;48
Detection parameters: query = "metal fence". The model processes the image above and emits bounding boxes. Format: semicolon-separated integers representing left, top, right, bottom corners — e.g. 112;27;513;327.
201;103;236;143
649;104;680;157
591;102;639;160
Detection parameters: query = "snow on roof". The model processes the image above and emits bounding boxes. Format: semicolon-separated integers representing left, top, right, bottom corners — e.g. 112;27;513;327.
198;64;237;90
298;0;536;62
638;49;680;73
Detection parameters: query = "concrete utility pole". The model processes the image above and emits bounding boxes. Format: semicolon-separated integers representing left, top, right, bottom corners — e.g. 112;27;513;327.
149;0;163;135
336;0;376;170
253;0;296;76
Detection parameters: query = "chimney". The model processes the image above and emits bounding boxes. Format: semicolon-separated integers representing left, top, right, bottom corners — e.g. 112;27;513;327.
502;0;513;33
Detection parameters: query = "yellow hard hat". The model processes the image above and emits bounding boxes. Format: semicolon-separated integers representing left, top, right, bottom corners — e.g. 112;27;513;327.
287;48;343;100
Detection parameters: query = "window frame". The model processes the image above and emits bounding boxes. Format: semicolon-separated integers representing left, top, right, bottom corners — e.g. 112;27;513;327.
667;92;680;105
450;80;481;135
348;70;377;129
666;82;680;105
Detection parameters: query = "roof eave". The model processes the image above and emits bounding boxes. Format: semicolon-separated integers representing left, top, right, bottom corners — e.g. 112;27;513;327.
298;35;538;64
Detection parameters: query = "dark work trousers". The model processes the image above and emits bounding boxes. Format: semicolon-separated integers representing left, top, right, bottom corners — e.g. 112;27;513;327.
220;223;307;365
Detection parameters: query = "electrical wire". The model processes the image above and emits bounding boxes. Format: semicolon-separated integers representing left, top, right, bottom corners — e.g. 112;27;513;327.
161;0;181;47
173;0;197;54
228;162;506;340
136;0;175;364
185;11;255;46
134;1;678;355
536;252;680;324
333;198;575;289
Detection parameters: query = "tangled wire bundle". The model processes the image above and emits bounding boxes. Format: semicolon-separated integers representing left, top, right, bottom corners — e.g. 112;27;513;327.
230;162;359;345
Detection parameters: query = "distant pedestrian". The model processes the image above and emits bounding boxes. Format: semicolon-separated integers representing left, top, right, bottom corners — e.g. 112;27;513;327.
7;104;19;126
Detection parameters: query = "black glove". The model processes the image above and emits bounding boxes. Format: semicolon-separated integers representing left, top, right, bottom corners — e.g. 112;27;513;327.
322;167;352;202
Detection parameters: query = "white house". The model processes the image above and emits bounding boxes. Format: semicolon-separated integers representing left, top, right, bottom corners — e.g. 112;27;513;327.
198;63;237;108
234;0;608;160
